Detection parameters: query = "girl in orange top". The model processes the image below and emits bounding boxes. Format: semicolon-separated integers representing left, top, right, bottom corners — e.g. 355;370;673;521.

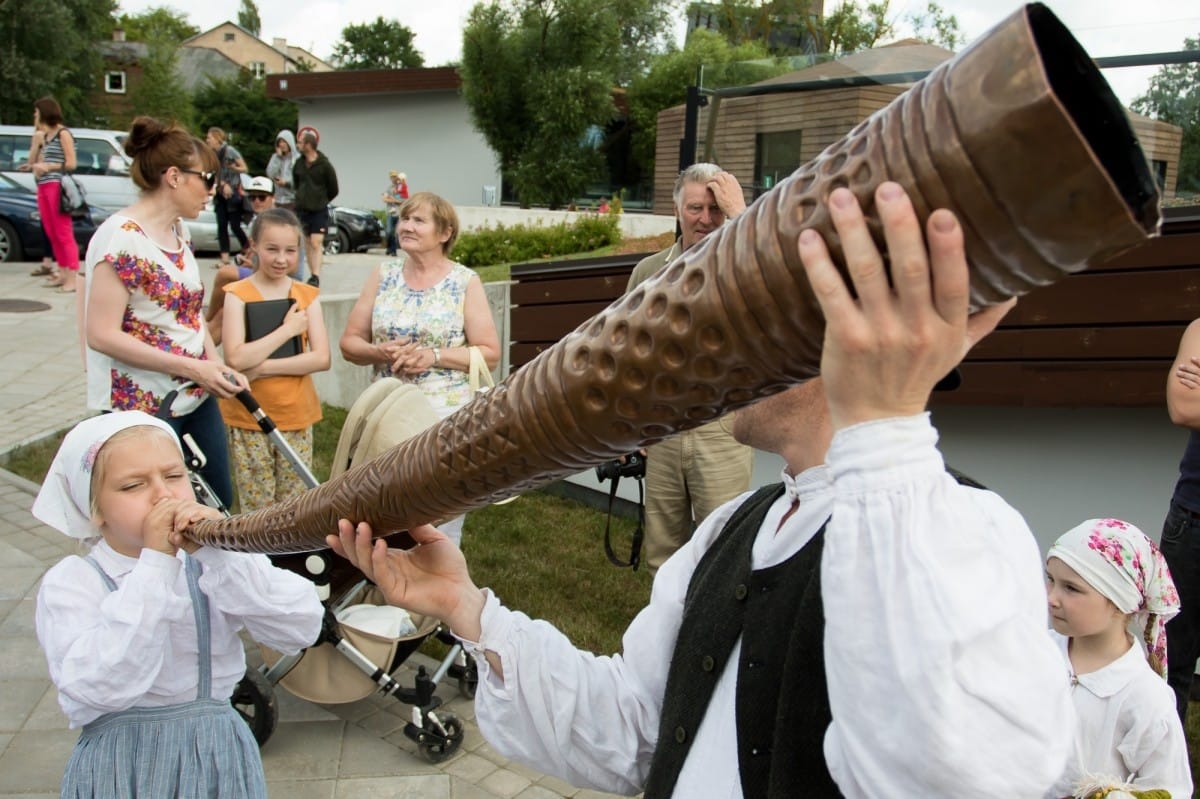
219;208;331;510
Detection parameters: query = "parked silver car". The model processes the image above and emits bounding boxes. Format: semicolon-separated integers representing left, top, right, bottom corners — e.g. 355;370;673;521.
0;125;138;211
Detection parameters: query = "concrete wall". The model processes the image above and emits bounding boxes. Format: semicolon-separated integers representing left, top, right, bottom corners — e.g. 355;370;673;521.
297;93;500;212
563;404;1187;558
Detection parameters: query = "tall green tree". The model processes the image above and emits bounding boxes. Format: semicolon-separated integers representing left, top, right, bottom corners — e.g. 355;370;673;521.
699;0;822;55
628;29;785;170
0;0;118;125
114;6;198;42
127;35;195;130
814;0;893;56
331;17;424;69
108;7;197;130
1132;33;1200;196
193;70;298;171
904;1;962;51
237;0;261;37
460;0;674;208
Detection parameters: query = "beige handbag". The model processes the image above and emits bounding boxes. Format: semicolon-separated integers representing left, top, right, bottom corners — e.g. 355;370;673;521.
468;345;495;394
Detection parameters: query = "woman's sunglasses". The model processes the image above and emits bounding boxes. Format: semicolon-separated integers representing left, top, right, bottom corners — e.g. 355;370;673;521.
164;167;217;190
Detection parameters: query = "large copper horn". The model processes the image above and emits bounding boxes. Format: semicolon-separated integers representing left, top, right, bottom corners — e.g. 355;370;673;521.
190;3;1160;553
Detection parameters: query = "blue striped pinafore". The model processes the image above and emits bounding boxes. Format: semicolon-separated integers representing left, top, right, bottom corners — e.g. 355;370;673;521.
60;555;267;798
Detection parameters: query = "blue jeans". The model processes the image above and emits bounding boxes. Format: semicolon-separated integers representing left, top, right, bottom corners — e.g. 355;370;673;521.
163;396;235;509
1160;499;1200;723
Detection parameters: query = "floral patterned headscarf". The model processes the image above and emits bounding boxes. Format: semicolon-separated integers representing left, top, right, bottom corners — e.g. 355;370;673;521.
1047;518;1180;678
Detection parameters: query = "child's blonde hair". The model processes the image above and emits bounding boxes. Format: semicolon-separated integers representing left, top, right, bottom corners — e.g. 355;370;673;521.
88;425;181;520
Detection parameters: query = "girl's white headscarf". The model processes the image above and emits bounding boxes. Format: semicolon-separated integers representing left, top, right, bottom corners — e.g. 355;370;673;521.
1047;518;1180;678
31;411;181;539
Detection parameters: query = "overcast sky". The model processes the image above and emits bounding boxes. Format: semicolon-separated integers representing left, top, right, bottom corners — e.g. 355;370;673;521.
125;0;1199;105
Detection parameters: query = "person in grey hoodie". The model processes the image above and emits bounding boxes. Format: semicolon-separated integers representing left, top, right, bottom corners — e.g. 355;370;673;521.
266;130;298;209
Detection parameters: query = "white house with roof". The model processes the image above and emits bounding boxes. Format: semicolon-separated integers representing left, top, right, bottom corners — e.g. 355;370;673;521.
265;67;501;211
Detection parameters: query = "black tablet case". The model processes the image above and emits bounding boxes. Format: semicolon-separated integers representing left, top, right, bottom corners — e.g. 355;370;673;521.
244;298;302;359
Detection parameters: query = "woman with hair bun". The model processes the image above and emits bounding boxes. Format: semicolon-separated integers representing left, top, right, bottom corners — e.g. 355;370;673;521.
81;116;248;508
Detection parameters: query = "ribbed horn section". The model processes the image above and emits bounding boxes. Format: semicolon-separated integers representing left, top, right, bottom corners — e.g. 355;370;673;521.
189;3;1160;553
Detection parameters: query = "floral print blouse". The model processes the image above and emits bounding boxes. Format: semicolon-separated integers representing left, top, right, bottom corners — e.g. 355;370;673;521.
84;215;208;417
370;259;472;416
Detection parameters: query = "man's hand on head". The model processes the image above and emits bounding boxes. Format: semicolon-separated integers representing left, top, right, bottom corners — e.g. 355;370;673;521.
798;182;1014;431
707;171;747;219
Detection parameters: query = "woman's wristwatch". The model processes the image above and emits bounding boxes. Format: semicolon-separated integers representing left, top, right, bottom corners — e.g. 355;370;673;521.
431;347;441;367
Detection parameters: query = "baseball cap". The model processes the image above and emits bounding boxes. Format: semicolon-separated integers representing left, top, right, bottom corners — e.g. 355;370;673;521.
246;176;274;195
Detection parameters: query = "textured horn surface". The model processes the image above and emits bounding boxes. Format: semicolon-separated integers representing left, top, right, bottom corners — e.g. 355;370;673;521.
190;3;1160;553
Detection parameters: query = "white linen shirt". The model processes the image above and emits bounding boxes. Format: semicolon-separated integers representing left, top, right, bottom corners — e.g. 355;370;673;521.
36;541;323;728
1046;631;1192;798
464;414;1075;797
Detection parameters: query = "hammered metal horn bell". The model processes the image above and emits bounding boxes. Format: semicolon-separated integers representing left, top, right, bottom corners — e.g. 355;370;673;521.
189;3;1160;553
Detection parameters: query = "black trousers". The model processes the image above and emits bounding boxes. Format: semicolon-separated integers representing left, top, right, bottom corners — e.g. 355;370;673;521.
214;193;248;254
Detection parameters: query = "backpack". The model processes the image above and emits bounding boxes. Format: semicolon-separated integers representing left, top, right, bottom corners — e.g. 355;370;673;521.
58;173;87;217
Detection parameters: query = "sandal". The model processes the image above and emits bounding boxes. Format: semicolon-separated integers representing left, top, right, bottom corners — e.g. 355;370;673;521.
42;279;64;288
30;264;54;277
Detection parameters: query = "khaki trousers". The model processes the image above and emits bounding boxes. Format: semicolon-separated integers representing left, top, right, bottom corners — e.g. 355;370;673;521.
642;416;754;572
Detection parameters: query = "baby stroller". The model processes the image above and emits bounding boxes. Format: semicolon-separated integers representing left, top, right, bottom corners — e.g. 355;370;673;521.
172;385;475;762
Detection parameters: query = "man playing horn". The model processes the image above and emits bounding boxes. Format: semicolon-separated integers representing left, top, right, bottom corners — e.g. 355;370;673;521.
328;182;1074;796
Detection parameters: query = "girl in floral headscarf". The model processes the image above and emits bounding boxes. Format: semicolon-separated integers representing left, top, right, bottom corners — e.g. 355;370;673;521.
1043;518;1191;799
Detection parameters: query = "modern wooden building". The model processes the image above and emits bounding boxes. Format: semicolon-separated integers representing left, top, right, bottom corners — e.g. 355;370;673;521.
651;40;1184;214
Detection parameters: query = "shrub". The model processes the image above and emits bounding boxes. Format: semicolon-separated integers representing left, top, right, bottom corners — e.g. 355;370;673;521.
453;211;621;268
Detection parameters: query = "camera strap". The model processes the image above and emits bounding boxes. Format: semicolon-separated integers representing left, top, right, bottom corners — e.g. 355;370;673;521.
603;473;644;570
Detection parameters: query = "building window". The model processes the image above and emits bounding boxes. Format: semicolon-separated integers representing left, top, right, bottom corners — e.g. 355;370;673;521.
754;130;803;195
224;32;235;42
1152;159;1167;190
105;71;126;94
249;61;266;78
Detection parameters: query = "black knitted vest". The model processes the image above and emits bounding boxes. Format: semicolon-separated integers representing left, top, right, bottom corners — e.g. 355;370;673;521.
643;483;841;798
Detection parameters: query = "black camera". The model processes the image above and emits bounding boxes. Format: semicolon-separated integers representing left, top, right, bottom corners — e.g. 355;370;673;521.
595;452;646;482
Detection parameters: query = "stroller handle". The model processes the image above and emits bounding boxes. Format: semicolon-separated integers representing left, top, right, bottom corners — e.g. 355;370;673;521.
159;381;321;492
232;388;322;490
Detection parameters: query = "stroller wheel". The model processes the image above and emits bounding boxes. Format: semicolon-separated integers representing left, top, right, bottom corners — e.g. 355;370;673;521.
230;667;278;746
457;663;478;700
417;713;464;763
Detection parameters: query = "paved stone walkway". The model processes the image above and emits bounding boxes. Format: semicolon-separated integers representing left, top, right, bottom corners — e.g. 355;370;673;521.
0;256;624;798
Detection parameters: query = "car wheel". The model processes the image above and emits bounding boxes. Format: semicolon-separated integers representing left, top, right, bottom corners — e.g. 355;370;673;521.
0;219;23;263
325;227;350;255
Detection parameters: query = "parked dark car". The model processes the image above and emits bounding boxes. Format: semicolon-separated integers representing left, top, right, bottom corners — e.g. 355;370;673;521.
325;206;385;255
0;173;109;262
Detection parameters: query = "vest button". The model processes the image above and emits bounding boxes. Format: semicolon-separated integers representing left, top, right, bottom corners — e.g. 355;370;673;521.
675;726;687;743
701;655;715;672
734;583;748;600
